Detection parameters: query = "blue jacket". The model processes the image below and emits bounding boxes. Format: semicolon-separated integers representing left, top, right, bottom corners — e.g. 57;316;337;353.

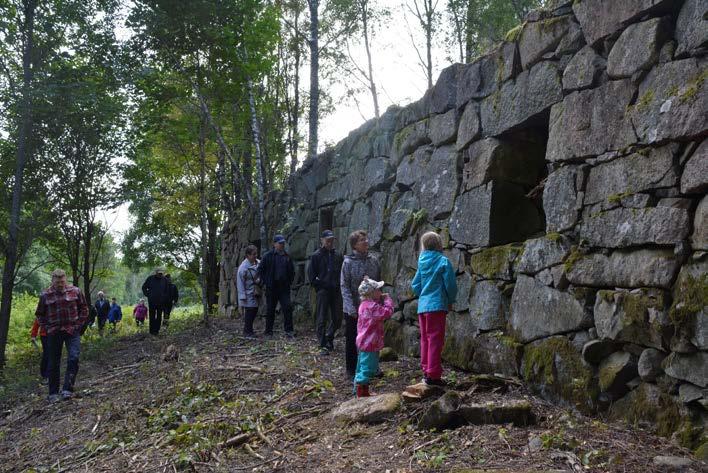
411;250;458;313
108;303;122;323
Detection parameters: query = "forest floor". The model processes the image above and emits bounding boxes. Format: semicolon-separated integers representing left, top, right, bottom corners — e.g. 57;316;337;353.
0;315;703;473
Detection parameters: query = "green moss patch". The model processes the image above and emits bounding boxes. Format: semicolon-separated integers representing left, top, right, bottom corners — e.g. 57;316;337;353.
469;244;523;279
670;273;708;330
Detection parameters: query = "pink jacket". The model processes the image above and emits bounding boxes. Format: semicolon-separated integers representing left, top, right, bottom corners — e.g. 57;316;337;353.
356;294;394;352
133;304;148;320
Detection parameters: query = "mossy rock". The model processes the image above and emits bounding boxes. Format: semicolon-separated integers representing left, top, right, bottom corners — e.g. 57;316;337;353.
521;335;597;413
384;319;404;353
694;440;708;462
469;243;524;280
442;333;476;371
609;382;686;439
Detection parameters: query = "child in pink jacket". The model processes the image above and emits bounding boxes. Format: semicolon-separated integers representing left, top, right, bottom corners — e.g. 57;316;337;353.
354;277;394;397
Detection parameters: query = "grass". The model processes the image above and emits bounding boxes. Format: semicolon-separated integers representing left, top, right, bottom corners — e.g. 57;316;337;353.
0;299;203;402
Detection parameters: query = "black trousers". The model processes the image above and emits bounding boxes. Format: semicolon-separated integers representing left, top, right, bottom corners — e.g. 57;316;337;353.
97;316;107;334
243;307;258;335
46;331;81;395
315;288;342;348
345;315;358;376
164;304;173;321
265;282;293;334
39;335;49;378
149;306;165;335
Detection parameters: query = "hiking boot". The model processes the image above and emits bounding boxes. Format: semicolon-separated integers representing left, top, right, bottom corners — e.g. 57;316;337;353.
47;394;61;404
356;384;370;398
284;332;295;340
61;390;73;400
243;332;258;340
319;347;330;356
423;377;448;387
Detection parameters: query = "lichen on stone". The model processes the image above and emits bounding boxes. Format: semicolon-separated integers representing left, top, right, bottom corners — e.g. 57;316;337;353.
562;245;584;272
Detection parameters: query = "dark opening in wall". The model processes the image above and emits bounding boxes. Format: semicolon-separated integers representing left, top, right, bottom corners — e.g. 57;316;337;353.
457;111;550;245
319;206;334;234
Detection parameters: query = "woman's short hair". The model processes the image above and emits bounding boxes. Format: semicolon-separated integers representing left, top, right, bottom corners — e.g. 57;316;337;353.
348;230;368;250
420;231;443;252
245;245;258;257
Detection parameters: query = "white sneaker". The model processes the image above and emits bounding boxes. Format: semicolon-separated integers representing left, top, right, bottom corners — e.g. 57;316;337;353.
47;394;61;403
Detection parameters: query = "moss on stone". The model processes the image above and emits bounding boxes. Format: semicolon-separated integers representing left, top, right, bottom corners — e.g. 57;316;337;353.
634;89;655;112
442;333;475;370
504;23;524;43
545;232;562;242
612;384;683;439
393;124;415;153
469;244;523;279
521;337;595;411
607;190;634;204
695;440;708;461
562;246;584;272
669;273;708;330
678;68;708;104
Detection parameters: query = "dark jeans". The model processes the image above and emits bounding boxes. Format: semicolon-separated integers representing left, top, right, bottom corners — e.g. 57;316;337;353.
345;315;358;376
39;335;49;378
243;307;258;335
46;331;81;395
164;304;173;321
265;282;293;334
316;288;342;348
149;306;165;335
97;316;107;334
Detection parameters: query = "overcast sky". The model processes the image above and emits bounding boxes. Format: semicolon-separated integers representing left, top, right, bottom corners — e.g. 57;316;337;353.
106;0;454;236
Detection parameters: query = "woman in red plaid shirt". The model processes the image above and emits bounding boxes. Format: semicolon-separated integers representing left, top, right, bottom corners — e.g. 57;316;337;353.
35;269;88;402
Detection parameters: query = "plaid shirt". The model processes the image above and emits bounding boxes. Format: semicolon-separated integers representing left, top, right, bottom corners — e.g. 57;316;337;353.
35;285;89;336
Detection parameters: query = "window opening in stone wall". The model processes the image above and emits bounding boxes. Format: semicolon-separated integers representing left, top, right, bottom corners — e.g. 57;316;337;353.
319;207;334;234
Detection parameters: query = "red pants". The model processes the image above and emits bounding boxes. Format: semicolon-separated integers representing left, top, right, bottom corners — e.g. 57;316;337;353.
418;311;447;380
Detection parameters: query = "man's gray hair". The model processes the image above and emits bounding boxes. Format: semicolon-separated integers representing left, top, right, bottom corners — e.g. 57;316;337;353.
51;269;66;278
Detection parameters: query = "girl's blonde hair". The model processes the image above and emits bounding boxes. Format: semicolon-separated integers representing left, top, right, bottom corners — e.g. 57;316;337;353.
420;231;443;252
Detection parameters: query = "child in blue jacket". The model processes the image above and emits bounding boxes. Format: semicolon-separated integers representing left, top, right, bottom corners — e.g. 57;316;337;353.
108;298;122;331
411;231;457;386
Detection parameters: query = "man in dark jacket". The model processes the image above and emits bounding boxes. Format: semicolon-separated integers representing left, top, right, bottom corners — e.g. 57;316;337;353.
257;234;295;338
163;274;179;327
308;230;343;355
141;268;171;336
94;291;110;335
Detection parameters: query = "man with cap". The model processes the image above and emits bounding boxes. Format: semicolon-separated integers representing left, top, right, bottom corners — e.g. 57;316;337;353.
257;235;296;338
141;267;171;335
308;230;344;355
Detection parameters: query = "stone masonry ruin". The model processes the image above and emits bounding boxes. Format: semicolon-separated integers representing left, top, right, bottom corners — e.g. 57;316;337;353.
220;0;708;455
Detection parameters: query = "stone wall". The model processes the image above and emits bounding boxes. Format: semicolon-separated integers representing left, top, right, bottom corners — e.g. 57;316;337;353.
221;0;708;453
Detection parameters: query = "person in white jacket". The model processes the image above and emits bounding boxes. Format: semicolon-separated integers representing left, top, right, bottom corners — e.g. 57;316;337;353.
236;245;261;338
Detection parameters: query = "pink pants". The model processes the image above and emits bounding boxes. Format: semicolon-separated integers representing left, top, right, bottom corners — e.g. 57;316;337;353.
418;311;447;380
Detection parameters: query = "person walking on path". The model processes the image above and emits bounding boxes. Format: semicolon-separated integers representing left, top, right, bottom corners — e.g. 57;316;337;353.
142;268;171;336
236;245;261;338
411;231;458;386
163;274;179;327
133;299;148;327
340;230;380;378
30;318;49;384
108;297;122;331
308;230;343;355
94;291;110;335
35;269;89;402
354;277;394;397
257;235;295;338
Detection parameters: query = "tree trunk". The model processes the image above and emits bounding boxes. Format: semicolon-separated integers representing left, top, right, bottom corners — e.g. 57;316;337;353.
426;0;433;90
0;0;37;369
361;0;380;118
307;0;319;162
246;74;269;256
206;210;220;309
290;7;301;173
465;0;475;63
198;112;210;324
82;217;93;304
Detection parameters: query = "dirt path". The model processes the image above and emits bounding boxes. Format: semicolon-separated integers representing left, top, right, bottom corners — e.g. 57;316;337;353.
0;317;700;472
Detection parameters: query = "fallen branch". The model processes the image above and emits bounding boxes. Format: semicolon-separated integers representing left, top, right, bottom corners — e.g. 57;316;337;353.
412;436;442;452
218;432;253;449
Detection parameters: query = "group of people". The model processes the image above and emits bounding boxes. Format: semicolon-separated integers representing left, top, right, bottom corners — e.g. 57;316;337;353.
30;268;179;402
236;228;458;397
